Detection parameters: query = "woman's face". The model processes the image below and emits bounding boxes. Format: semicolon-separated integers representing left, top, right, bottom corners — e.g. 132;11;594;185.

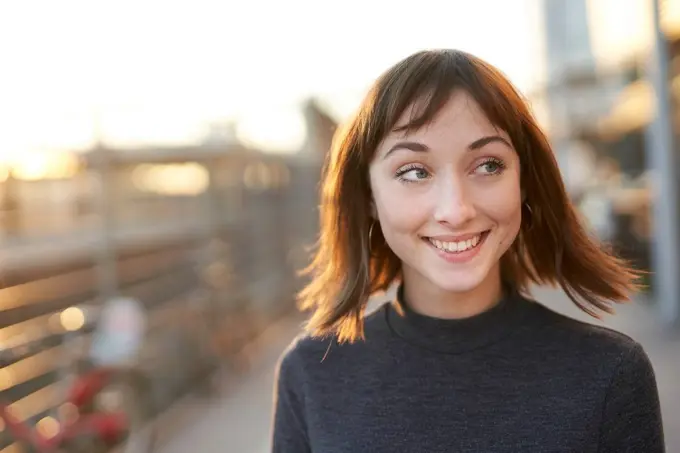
368;90;522;297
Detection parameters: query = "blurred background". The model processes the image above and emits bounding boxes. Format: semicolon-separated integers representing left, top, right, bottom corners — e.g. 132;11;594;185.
0;0;678;452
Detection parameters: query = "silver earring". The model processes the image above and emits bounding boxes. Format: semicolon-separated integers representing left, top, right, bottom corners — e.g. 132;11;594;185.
368;221;377;255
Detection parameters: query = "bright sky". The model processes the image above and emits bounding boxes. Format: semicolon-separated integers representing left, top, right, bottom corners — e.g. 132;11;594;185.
0;0;545;160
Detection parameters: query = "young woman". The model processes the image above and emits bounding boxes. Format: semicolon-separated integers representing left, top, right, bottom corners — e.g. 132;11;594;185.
271;49;665;452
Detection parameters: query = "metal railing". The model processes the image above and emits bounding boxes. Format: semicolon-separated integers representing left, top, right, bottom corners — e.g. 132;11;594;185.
0;144;322;451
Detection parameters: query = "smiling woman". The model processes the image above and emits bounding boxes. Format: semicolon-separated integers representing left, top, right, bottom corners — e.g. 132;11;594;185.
369;90;522;319
271;49;665;453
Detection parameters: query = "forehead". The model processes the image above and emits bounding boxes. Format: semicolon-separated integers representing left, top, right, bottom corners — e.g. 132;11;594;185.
385;90;508;145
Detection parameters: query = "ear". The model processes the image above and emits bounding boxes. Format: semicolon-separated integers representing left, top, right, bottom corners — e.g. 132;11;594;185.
369;200;378;219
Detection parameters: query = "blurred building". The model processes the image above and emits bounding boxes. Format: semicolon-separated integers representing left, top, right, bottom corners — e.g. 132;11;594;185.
299;97;339;161
538;0;680;175
536;0;631;196
534;0;680;282
542;0;599;143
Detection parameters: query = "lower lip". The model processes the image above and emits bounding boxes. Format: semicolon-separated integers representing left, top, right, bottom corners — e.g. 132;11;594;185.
424;231;490;264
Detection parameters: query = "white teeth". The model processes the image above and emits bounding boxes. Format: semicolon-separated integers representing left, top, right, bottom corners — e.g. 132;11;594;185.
428;234;483;253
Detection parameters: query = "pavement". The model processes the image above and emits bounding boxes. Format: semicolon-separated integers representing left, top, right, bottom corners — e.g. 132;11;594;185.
155;313;304;453
156;288;680;452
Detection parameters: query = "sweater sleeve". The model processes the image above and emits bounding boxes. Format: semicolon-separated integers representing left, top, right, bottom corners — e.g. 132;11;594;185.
271;344;311;453
598;342;665;452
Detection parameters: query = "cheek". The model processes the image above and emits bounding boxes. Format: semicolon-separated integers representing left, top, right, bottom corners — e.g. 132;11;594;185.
485;192;522;223
373;190;424;234
371;181;429;237
500;202;523;247
477;179;523;243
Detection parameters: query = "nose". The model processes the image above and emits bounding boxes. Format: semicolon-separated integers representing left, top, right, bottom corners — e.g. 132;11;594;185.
432;176;476;227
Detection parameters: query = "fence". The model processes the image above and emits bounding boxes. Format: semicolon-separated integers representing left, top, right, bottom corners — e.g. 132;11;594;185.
0;144;322;452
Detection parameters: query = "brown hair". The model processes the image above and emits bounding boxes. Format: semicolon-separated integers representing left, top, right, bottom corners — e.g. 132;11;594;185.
298;49;641;343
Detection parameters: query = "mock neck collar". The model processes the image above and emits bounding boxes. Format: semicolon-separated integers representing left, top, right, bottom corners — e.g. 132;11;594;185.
385;283;531;354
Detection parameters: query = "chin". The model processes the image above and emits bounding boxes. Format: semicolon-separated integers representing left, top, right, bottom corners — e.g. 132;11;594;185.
428;270;489;294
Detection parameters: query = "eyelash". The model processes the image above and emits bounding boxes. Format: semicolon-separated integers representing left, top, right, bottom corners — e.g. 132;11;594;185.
394;158;506;183
476;157;506;175
395;164;427;183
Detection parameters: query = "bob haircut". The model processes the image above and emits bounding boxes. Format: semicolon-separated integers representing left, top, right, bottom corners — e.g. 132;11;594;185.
298;49;641;343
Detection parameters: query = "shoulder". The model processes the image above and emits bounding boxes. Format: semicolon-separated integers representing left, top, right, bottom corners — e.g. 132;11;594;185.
277;332;332;374
515;298;660;404
522;298;648;368
276;303;388;374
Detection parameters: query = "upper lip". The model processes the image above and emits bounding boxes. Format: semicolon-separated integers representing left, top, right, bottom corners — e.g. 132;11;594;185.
425;231;489;242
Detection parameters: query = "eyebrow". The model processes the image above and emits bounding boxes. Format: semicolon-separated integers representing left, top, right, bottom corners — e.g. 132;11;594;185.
383;135;512;159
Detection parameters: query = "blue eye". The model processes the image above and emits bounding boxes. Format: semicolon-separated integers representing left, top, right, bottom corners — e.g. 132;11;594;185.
395;164;430;183
475;158;506;175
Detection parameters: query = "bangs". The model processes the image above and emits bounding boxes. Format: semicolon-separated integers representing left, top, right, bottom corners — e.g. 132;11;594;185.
365;49;527;151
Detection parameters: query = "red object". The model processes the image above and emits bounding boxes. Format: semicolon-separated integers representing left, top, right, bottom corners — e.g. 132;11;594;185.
0;365;131;452
56;412;128;446
67;367;117;408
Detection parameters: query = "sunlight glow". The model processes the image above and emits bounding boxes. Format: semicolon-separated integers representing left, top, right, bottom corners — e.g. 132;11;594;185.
235;108;307;154
587;0;680;71
131;163;209;195
586;0;653;70
10;151;79;181
0;0;541;159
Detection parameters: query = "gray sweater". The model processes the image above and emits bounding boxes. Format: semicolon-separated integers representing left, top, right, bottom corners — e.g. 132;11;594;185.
271;288;665;452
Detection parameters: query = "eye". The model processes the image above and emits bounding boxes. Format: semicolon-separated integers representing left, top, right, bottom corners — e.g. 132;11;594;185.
395;164;431;183
473;158;506;176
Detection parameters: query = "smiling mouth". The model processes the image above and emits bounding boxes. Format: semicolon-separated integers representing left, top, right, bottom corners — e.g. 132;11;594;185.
423;230;490;254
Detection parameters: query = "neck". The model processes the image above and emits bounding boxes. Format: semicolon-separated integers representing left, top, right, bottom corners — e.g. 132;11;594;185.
401;265;503;319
